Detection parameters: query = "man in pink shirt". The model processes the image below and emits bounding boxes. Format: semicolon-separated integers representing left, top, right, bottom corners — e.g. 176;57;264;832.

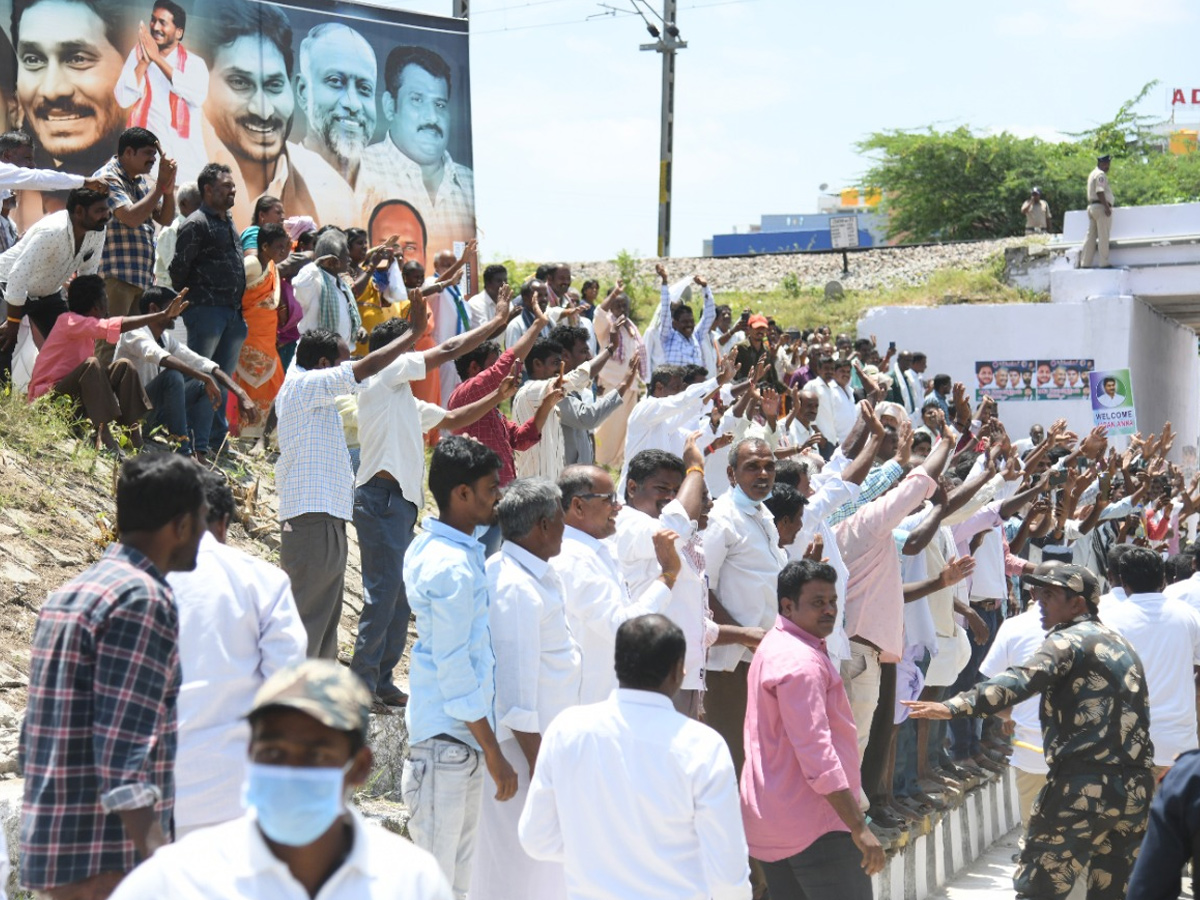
28;274;187;452
741;559;884;900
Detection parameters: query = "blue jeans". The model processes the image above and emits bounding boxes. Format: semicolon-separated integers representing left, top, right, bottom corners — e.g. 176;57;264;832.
182;305;246;449
144;369;214;454
949;606;1001;760
350;476;418;696
402;738;483;899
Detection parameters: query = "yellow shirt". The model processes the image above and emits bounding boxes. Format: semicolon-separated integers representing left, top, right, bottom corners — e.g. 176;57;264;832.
355;280;403;357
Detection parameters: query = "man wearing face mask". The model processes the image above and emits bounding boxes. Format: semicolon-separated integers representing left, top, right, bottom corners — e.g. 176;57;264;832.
111;660;453;899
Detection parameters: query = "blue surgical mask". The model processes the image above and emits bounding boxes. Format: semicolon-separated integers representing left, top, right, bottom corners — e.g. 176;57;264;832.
243;762;351;846
732;484;771;510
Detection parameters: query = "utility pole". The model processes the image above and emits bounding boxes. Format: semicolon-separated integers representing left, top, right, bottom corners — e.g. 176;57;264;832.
453;0;469;18
640;1;685;258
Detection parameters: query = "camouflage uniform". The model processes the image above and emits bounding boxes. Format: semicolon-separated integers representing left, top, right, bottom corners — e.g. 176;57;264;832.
945;612;1153;900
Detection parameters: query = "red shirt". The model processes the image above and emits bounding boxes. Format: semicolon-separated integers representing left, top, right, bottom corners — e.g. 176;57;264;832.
741;615;861;861
28;313;122;400
447;348;541;485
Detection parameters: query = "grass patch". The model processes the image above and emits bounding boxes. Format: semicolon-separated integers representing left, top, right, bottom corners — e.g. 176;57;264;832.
0;387;100;474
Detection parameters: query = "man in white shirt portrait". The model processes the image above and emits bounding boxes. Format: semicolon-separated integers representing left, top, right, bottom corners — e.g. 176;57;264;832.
1096;376;1126;408
165;472;307;836
552;465;678;704
519;614;752;900
114;285;254;460
110;660;452;900
474;478;581;900
467;263;509;330
113;1;210;181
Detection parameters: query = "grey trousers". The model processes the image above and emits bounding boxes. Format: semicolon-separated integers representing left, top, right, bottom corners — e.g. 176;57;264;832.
280;512;347;659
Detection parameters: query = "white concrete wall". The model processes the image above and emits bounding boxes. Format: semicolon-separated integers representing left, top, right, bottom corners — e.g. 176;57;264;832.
858;297;1199;455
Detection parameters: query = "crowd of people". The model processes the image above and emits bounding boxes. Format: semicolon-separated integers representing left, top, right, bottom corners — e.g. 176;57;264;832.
5;119;1200;900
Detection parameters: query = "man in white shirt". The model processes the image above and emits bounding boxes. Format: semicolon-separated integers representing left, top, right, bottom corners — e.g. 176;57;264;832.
152;182;199;288
113;2;210;181
292;232;365;346
552;465;678;703
519;614;752;900
0;188;109;378
427;248;472;406
275;310;427;660
1165;545;1200;611
474;478;581;900
704;438;787;778
510;338;604;482
1102;547;1200;772
115;285;252;459
979;605;1048;823
467;263;508;330
165;472;307;836
349;301;512;705
620;359;733;493
1100;544;1131;607
826;358;859;444
110;660;452;900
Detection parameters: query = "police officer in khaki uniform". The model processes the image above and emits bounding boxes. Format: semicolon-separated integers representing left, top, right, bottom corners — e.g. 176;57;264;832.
1021;187;1051;234
1081;155;1113;268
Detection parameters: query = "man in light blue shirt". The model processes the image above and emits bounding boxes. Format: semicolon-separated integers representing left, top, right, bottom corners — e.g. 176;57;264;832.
402;436;518;899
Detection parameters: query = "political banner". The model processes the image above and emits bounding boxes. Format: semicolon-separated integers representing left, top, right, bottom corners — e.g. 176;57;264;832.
0;0;474;261
1089;368;1136;436
974;358;1094;402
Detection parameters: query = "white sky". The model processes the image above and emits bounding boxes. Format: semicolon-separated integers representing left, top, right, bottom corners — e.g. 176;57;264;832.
398;0;1200;260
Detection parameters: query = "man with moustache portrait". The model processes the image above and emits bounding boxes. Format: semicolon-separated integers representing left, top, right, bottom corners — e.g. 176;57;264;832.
196;0;353;228
357;45;475;256
11;0;130;221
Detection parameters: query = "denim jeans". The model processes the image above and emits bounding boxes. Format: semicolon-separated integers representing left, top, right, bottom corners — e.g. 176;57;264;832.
144;369;214;454
759;831;873;900
402;738;483;900
182;304;246;449
949;606;1001;760
350;476;418;696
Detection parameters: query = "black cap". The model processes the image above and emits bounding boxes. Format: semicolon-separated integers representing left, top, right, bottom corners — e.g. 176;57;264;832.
1022;562;1100;605
1097;154;1112;163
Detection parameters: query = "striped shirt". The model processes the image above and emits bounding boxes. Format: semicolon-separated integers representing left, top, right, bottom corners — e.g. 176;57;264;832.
19;543;180;891
657;282;716;368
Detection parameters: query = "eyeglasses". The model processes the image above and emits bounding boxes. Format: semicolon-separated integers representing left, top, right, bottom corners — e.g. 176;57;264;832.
578;492;619;504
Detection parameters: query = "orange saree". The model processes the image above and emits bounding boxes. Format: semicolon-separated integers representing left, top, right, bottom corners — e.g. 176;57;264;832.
231;257;284;436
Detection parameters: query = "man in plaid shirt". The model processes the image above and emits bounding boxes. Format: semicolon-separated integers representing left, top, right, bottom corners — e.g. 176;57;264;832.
93;127;177;368
19;454;207;898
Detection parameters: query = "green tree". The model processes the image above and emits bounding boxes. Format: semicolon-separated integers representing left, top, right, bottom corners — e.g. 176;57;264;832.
858;83;1200;243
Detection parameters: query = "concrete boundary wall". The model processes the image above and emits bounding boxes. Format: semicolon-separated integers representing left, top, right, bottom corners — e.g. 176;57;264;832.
873;769;1020;900
859;296;1199;456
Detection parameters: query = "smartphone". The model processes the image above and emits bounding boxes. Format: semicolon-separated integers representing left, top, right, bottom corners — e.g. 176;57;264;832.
512;359;523;379
888;341;896;352
1049;469;1068;487
740;310;751;323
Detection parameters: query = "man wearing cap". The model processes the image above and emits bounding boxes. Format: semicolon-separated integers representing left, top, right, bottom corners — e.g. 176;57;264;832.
904;562;1154;900
1021;188;1051;235
1081;156;1114;268
733;313;783;391
111;660;453;899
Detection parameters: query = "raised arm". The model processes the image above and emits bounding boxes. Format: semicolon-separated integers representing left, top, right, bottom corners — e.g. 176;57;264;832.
351;290;428;382
424;289;512;369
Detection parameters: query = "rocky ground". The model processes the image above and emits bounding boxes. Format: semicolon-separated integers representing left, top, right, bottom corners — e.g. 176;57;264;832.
570;237;1030;294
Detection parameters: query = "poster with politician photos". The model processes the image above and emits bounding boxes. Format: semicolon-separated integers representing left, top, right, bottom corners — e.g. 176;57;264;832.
973;359;1036;402
974;358;1094;402
0;0;475;261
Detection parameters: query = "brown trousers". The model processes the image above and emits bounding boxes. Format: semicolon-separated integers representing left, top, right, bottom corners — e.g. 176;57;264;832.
94;279;144;367
55;357;149;427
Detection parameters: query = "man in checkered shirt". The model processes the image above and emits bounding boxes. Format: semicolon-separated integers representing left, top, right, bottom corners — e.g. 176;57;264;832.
18;454;207;898
654;263;716;369
92;127;177;367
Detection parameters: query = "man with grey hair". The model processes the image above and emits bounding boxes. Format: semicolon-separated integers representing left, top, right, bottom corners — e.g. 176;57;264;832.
474;477;581;900
154;181;200;289
292;229;365;345
294;23;377;189
552;464;680;703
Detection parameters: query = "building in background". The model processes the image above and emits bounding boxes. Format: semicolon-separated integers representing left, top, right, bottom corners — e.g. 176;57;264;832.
706;189;888;257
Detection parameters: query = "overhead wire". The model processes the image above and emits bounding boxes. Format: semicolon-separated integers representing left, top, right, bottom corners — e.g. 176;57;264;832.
470;0;763;36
